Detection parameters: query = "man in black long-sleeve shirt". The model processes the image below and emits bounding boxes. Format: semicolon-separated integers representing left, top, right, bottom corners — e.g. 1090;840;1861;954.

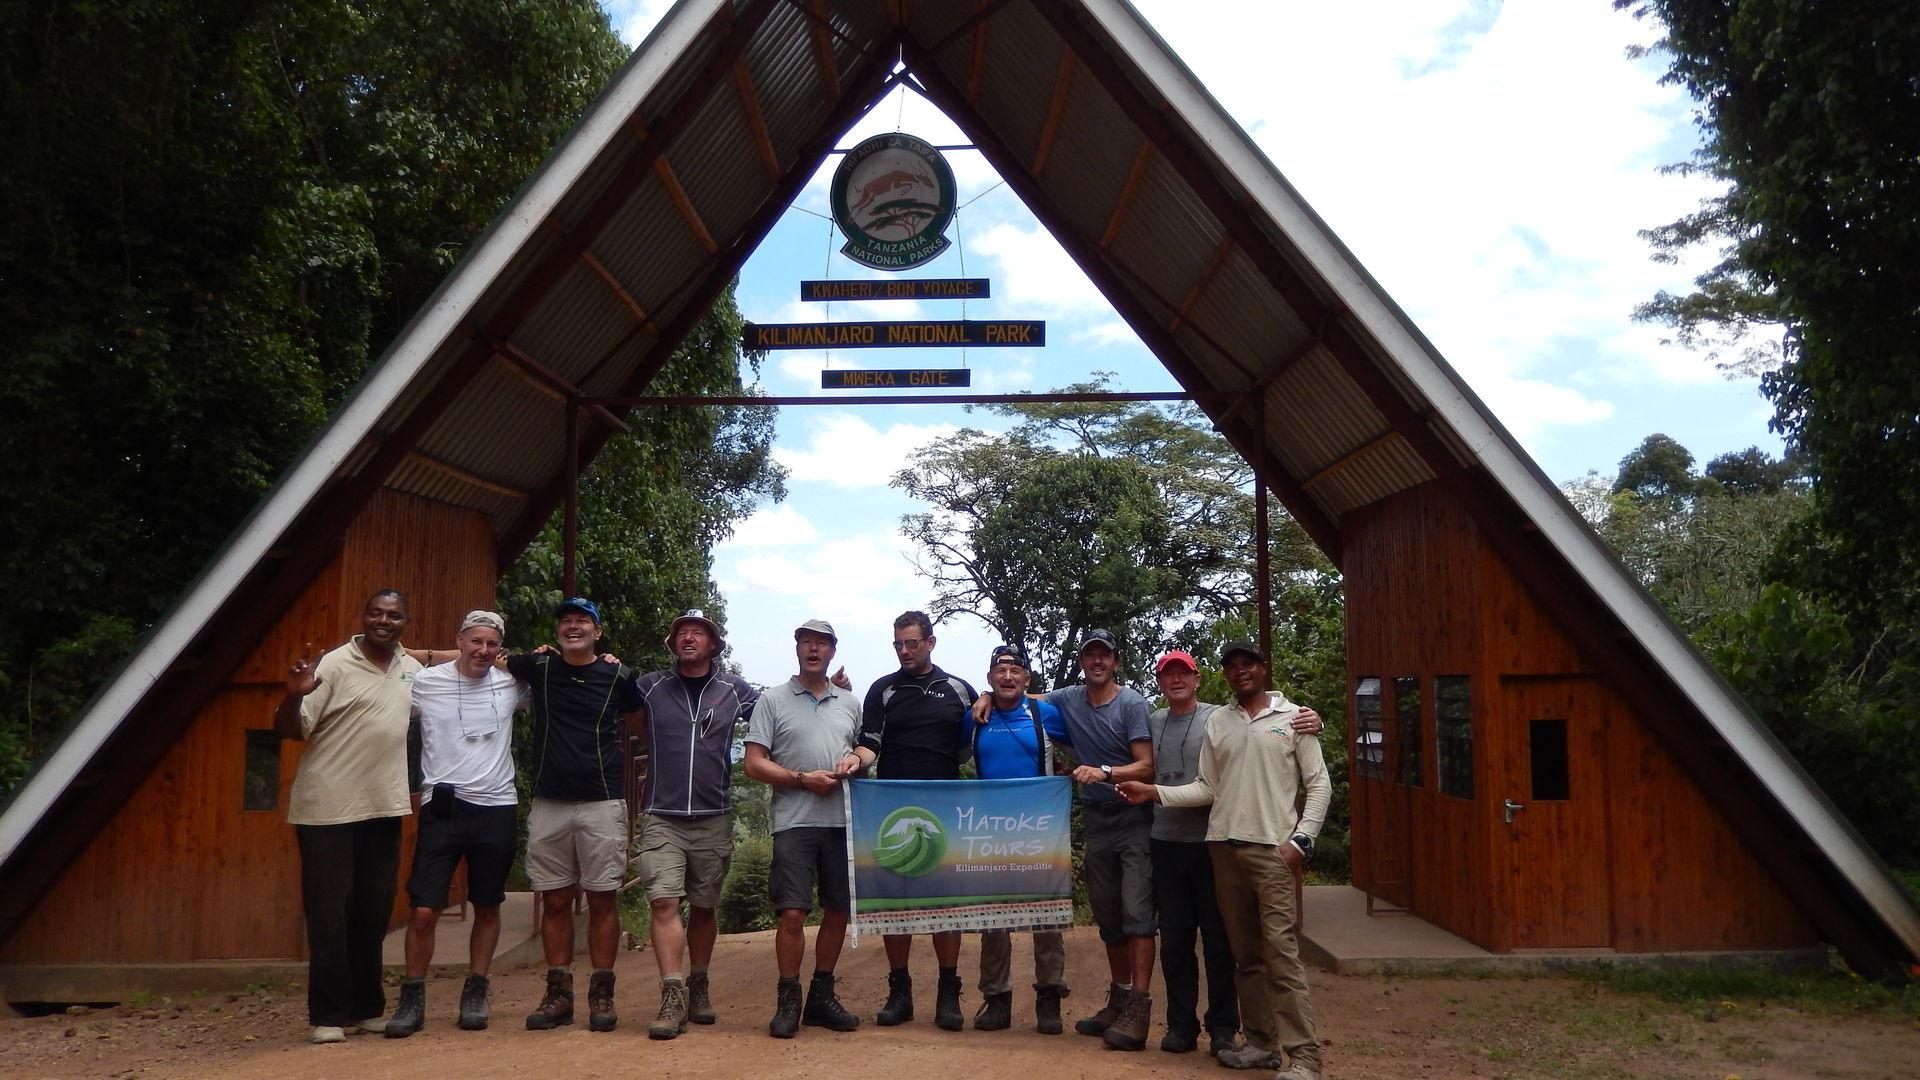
849;610;978;1032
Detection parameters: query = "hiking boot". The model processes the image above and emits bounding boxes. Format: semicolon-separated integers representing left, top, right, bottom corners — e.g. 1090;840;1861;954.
973;990;1012;1031
1161;1028;1199;1053
1035;983;1067;1035
1207;1028;1242;1057
384;977;425;1038
686;970;717;1024
526;967;574;1030
588;969;617;1032
1275;1065;1322;1080
770;977;802;1039
458;974;490;1030
934;970;964;1031
1216;1044;1285;1070
875;968;913;1026
1075;982;1128;1036
1102;989;1150;1051
649;977;688;1040
803;973;860;1031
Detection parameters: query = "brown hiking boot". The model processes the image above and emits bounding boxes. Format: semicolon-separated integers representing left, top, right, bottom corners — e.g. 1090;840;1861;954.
649;977;688;1040
686;970;716;1024
588;969;617;1032
1102;989;1150;1051
525;967;574;1030
1074;982;1127;1036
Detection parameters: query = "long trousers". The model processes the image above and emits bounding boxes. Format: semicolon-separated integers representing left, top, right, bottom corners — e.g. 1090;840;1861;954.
1153;838;1239;1035
297;816;402;1026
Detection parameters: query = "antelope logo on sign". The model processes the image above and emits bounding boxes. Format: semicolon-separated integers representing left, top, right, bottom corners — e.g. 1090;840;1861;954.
831;133;957;272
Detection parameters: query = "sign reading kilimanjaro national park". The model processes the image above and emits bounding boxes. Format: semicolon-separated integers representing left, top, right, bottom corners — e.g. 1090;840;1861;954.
831;133;957;271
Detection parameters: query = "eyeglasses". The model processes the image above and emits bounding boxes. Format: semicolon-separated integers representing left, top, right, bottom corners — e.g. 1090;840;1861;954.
892;638;927;651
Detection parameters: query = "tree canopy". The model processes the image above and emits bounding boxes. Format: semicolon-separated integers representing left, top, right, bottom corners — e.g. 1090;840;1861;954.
0;1;780;797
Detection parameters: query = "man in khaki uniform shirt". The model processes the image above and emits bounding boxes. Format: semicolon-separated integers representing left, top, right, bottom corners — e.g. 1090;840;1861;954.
1118;640;1330;1080
276;589;422;1045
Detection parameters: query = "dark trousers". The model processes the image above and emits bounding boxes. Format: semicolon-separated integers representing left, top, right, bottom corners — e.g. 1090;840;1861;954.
297;816;402;1026
1153;837;1239;1036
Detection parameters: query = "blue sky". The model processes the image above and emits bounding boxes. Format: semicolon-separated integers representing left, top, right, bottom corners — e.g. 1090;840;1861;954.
598;1;1780;691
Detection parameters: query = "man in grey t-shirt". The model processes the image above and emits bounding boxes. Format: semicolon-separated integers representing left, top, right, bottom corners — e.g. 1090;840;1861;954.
742;619;864;1039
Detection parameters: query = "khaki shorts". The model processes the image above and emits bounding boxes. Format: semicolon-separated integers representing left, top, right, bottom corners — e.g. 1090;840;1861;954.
635;812;732;907
526;797;627;892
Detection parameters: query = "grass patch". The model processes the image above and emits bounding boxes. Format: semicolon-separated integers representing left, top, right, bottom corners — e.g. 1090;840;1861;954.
1575;957;1920;1019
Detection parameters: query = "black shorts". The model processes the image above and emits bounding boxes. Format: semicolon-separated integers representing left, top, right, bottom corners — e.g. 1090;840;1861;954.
770;826;851;914
406;798;518;909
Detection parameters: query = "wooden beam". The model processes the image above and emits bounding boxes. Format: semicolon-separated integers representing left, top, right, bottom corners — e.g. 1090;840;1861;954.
404;452;529;500
1099;138;1155;249
629;117;720;255
731;57;783;180
578;252;657;331
967;0;992;100
807;0;841;101
1299;430;1403;492
1169;234;1234;331
495;346;632;435
1031;45;1076;177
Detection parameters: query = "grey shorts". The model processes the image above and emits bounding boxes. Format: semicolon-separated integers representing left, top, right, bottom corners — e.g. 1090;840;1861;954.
1083;800;1156;943
635;812;733;907
771;826;851;913
526;797;627;892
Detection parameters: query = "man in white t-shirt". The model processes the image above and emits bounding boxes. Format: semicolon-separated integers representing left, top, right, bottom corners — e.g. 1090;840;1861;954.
384;611;530;1038
276;589;422;1045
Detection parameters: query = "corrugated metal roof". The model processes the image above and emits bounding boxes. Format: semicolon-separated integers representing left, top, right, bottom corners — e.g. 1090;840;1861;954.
3;0;1913;975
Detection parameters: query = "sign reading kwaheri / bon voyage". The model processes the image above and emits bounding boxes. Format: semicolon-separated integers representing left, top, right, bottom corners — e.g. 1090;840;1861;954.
745;320;1045;350
831;133;957;271
800;278;989;301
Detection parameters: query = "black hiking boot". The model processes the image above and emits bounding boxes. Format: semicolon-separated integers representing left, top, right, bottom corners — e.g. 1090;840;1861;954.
973;990;1012;1031
876;968;913;1026
457;973;490;1030
803;973;860;1031
935;970;963;1031
770;977;802;1038
384;977;425;1038
1035;983;1067;1035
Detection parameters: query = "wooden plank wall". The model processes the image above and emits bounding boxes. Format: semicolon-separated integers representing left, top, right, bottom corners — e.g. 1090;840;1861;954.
1342;481;1816;953
0;489;496;964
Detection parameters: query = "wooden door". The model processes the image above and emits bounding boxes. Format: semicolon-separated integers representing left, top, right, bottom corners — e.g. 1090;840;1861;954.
1491;678;1611;948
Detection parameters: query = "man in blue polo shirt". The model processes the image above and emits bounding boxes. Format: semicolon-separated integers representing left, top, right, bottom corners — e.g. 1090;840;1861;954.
970;644;1072;1035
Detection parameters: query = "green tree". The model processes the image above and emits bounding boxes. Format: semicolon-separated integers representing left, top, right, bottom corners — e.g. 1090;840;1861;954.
0;1;746;797
1612;433;1699;500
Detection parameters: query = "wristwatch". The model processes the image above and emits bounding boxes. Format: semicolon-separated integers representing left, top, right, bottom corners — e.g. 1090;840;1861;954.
1099;764;1114;781
1289;834;1314;857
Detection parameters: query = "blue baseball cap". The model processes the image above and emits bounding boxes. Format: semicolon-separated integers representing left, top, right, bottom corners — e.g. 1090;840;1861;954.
554;597;601;624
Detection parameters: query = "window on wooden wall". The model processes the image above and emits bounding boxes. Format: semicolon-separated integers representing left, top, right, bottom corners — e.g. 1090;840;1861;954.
1353;677;1384;780
1529;717;1571;800
1435;675;1473;799
243;729;281;811
1394;676;1423;787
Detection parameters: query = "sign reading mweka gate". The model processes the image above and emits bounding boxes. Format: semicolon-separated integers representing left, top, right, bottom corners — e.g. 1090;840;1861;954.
744;320;1045;350
800;278;990;302
822;369;972;389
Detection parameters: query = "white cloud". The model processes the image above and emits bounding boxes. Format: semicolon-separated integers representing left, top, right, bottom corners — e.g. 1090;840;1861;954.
721;504;820;548
772;412;960;487
967;223;1106;315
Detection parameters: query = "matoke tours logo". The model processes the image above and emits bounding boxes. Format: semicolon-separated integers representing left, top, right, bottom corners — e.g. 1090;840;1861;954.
831;133;957;271
873;805;948;878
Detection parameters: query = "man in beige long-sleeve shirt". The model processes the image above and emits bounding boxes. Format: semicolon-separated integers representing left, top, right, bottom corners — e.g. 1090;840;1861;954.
1118;640;1329;1080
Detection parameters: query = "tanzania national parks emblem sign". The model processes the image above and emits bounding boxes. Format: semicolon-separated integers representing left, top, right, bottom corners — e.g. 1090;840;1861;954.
831;133;957;271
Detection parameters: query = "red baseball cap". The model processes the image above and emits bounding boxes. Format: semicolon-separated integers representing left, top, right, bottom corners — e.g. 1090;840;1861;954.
1155;650;1199;674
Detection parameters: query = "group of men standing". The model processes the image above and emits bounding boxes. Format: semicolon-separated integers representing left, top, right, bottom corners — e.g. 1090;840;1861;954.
278;592;1330;1080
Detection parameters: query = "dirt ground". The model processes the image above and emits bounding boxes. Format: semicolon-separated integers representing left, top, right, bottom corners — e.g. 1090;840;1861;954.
4;925;1915;1080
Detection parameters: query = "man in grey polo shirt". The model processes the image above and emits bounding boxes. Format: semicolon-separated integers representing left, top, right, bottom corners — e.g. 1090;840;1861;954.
1043;629;1156;1052
741;619;865;1038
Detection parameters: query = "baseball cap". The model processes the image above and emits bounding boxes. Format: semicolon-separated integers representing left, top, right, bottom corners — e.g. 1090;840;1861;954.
1220;639;1268;665
460;610;506;635
1076;628;1119;653
794;618;838;644
666;608;725;652
554;597;601;624
1155;650;1198;674
988;643;1028;669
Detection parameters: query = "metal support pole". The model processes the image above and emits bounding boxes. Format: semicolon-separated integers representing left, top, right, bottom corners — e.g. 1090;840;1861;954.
562;397;580;596
1253;396;1272;661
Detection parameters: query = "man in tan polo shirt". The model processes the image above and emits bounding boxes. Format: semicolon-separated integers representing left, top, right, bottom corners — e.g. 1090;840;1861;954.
276;589;423;1045
1117;640;1330;1080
